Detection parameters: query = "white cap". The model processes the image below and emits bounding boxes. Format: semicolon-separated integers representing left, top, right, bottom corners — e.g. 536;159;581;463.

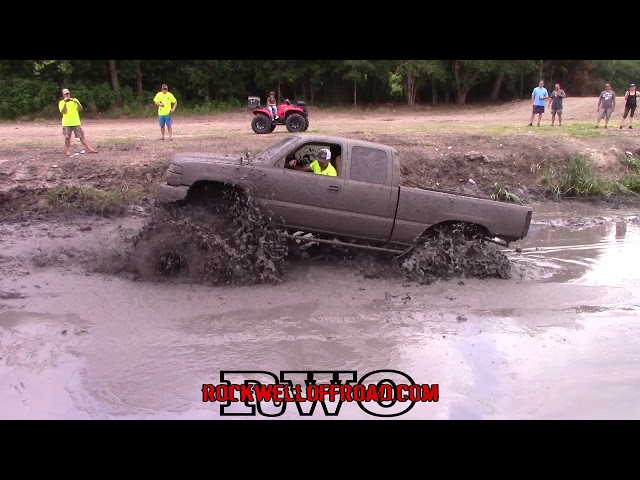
317;148;331;161
62;88;70;94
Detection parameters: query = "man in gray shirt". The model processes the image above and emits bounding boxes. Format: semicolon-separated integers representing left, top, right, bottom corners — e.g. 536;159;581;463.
549;83;566;126
596;83;616;128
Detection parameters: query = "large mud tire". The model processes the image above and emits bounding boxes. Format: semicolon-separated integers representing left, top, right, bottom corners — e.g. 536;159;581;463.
252;114;273;134
302;118;309;131
131;225;206;281
285;113;306;133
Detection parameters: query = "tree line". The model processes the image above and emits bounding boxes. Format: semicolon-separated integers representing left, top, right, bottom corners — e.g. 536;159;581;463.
0;60;638;120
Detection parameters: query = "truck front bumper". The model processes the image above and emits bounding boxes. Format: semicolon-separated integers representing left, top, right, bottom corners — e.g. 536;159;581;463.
157;184;189;203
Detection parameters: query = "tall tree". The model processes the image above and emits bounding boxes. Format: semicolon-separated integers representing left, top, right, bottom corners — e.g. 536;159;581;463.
395;60;447;106
451;60;498;105
133;60;143;95
108;60;123;107
340;60;375;108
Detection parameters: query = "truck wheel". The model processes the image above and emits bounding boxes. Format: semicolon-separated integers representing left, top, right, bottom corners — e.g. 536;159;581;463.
131;226;205;281
270;124;276;132
252;114;272;134
285;113;305;133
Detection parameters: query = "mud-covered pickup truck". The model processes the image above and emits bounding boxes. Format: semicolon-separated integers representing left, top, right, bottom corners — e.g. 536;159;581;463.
157;134;532;252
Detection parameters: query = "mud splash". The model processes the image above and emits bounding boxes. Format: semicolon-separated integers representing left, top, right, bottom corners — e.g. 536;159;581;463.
400;228;511;284
129;191;288;286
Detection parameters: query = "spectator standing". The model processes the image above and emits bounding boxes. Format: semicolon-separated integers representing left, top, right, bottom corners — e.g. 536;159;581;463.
619;83;638;129
548;83;566;126
528;80;549;127
153;84;178;140
595;83;615;129
58;87;98;157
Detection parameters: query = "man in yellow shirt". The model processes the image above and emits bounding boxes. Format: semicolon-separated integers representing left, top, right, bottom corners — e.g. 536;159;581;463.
58;88;98;157
287;148;337;176
153;84;178;140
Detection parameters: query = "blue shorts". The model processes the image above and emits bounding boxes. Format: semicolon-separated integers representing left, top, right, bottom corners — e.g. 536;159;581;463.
158;114;173;127
532;105;545;114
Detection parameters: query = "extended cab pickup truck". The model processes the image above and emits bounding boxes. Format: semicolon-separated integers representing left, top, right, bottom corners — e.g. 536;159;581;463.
157;134;533;252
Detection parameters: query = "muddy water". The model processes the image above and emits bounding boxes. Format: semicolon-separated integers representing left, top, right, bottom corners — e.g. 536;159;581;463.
1;201;639;419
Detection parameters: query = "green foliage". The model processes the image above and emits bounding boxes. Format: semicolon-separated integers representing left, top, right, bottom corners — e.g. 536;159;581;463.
490;180;523;204
595;60;640;92
617;175;640;193
0;59;638;119
545;153;607;197
119;85;136;105
0;78;60;119
622;156;640;174
389;73;403;97
539;153;640;198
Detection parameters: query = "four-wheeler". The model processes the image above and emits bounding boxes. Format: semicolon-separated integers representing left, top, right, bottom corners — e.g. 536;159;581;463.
248;95;309;134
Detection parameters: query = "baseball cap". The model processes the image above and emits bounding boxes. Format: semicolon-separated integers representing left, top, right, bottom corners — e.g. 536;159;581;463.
61;88;70;94
630;83;636;87
161;84;168;90
317;148;331;161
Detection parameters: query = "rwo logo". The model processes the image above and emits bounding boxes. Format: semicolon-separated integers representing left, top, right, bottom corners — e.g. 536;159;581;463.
202;370;439;418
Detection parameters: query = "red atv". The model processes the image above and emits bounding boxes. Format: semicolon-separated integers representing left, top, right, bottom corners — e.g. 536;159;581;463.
248;96;309;134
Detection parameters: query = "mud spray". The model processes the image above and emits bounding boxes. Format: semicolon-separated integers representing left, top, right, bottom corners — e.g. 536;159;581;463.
130;189;287;286
128;192;512;286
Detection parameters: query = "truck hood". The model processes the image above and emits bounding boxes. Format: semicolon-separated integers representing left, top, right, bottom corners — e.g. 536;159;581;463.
171;152;246;166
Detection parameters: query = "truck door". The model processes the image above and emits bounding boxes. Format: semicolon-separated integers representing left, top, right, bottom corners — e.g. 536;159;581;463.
250;143;346;236
338;144;398;242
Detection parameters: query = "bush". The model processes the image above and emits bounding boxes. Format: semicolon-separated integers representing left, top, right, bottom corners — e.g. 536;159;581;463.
0;79;60;119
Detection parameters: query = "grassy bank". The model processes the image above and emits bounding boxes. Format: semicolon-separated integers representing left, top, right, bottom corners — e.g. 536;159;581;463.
540;154;640;198
46;185;145;216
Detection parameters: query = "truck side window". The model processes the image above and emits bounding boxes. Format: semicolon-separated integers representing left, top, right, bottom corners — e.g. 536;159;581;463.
350;146;388;185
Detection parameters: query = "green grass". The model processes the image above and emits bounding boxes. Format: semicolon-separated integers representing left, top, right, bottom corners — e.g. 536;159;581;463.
490;180;524;204
46;185;144;216
618;175;640;192
622;156;640;173
384;122;604;138
540;153;640;198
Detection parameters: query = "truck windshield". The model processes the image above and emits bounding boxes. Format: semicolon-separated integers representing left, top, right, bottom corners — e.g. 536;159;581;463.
252;136;300;162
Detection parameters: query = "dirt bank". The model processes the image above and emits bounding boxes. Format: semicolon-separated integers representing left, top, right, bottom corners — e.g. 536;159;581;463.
1;97;640;221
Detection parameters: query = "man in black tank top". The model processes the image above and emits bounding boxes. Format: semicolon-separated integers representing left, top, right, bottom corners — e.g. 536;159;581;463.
620;83;638;129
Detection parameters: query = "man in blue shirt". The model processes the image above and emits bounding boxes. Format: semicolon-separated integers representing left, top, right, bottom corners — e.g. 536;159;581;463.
528;80;549;127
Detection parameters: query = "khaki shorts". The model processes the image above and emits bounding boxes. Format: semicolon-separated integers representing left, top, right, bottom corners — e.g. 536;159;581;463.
551;108;563;115
62;126;85;139
598;108;613;120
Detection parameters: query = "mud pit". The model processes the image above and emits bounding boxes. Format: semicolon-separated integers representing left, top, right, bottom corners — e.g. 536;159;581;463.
2;99;640;419
1;201;640;419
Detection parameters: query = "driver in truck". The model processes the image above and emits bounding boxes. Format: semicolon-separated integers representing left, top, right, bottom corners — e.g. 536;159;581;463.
288;148;337;176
